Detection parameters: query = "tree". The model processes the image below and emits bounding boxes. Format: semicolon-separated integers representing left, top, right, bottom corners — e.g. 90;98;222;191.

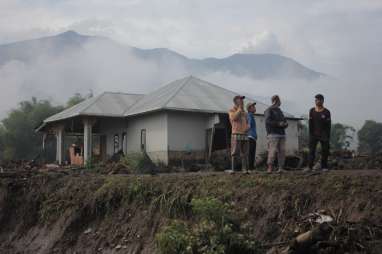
0;98;63;160
330;123;355;151
66;93;86;108
299;121;355;151
358;120;382;155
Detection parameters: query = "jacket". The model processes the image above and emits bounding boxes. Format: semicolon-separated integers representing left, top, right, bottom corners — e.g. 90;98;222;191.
229;106;249;135
247;112;257;139
264;106;287;136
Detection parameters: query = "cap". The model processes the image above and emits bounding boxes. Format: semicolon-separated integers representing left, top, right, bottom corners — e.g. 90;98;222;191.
233;95;245;102
246;102;256;110
315;94;324;100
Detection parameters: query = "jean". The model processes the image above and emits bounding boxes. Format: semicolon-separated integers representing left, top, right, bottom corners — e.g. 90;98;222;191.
308;136;330;169
248;138;257;170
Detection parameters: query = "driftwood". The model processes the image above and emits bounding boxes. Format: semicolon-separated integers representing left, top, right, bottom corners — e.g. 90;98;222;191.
283;223;332;254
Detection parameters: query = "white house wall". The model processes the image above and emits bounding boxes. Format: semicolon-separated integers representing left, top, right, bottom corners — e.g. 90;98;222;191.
95;111;299;165
167;111;209;152
125;112;168;163
98;118;128;157
254;115;299;156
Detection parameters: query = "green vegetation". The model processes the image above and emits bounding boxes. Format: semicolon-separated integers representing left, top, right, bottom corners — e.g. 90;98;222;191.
299;121;356;151
156;197;260;254
358;120;382;155
0;94;89;161
330;123;355;150
120;153;147;172
65;92;89;108
156;221;193;254
119;152;156;174
0;98;63;160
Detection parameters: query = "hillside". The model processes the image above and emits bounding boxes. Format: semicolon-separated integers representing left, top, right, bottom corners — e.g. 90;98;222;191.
0;31;324;80
0;170;381;253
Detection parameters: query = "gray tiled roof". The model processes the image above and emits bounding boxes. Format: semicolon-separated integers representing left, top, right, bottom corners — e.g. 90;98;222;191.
44;92;143;122
124;76;293;117
43;76;295;124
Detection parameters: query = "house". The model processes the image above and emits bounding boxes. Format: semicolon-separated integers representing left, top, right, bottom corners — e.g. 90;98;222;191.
37;76;301;166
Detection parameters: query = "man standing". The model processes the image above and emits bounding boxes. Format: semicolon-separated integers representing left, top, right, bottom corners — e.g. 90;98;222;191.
264;95;288;173
247;102;257;171
228;95;249;173
306;94;331;172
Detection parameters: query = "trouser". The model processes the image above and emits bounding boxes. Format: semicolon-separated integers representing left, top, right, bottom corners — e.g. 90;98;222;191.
308;136;330;169
267;137;286;169
248;138;257;170
231;135;249;171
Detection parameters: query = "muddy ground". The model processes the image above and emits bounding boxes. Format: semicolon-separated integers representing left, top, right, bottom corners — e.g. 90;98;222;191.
0;170;381;254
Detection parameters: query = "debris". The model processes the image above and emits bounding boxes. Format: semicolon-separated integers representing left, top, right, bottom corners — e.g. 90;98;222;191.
84;228;92;234
305;212;334;224
45;164;60;169
287;223;332;253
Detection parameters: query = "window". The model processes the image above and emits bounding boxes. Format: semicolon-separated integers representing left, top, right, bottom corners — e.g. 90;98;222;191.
113;134;120;153
140;129;146;151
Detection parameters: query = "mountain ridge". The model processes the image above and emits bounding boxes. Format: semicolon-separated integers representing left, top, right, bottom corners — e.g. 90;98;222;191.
0;31;325;80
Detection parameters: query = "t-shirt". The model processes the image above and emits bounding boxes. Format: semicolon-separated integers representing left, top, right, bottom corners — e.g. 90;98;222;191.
309;107;331;140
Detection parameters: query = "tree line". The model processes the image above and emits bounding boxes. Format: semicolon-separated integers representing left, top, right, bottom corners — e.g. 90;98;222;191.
0;93;87;161
0;95;381;161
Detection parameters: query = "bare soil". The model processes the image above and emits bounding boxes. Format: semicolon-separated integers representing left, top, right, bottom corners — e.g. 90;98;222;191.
0;169;381;254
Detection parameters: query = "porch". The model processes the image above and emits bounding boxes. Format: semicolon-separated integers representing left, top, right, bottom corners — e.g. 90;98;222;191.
41;116;127;165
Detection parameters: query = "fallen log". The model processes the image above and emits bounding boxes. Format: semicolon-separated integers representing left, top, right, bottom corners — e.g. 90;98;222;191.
284;223;332;254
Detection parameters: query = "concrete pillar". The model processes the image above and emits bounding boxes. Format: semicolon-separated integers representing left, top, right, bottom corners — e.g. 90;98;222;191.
55;126;65;165
83;118;96;164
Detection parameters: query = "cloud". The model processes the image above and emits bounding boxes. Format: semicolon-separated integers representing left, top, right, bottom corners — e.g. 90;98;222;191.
239;31;283;54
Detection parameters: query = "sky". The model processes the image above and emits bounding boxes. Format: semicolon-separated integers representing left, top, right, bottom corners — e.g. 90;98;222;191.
0;0;381;128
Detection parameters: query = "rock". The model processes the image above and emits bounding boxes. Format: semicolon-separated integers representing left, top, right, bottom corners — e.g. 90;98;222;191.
115;244;122;249
84;228;92;234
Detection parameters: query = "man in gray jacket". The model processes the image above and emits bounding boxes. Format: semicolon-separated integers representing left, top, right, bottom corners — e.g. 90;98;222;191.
264;95;288;173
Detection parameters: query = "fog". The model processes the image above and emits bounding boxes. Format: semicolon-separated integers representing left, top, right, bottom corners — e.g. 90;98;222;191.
0;0;381;129
0;37;380;129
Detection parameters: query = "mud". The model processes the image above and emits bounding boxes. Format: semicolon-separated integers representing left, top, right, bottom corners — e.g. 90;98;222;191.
0;170;381;253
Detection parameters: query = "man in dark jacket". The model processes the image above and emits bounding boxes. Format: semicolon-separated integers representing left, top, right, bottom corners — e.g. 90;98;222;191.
264;95;288;173
306;94;331;171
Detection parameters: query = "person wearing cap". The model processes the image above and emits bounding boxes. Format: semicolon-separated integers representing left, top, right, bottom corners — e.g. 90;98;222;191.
228;95;249;173
246;101;257;171
264;95;288;173
306;94;331;172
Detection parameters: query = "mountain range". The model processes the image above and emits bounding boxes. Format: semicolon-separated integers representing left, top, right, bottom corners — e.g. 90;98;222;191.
0;31;324;80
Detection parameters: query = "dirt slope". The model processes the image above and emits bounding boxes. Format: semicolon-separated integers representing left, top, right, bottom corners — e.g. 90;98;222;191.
0;170;381;254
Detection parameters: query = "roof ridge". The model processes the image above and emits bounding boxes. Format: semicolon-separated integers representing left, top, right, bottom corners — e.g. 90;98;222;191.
162;76;192;108
103;91;144;96
192;76;241;97
78;92;106;115
191;76;270;106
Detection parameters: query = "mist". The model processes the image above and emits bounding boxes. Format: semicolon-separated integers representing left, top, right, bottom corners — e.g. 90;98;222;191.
0;35;381;130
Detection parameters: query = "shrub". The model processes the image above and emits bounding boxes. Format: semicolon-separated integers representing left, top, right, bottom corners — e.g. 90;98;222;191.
191;197;230;226
156;197;261;254
120;152;156;174
155;221;193;254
